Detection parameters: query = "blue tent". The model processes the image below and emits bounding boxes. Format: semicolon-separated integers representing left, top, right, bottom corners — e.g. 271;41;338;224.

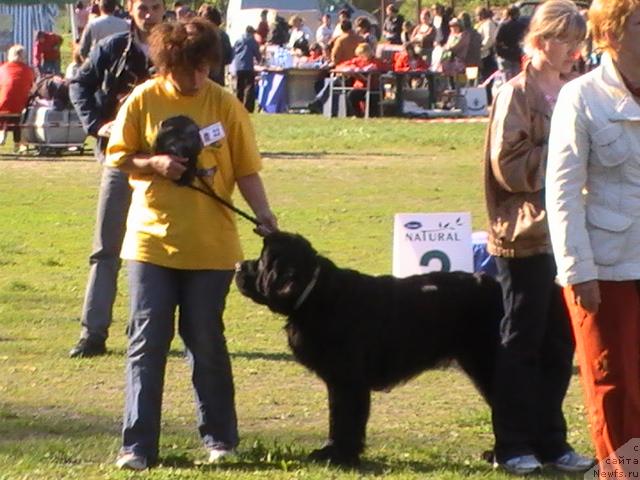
0;3;60;64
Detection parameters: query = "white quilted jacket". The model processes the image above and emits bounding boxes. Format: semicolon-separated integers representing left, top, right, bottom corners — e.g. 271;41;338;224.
546;54;640;286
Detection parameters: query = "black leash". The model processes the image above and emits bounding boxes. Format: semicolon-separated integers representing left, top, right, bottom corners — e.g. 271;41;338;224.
185;176;261;227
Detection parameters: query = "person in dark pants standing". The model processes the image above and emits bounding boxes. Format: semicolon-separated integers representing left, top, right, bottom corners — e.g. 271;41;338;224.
232;26;261;112
382;4;404;45
196;4;233;86
483;0;594;475
67;0;165;358
494;5;526;80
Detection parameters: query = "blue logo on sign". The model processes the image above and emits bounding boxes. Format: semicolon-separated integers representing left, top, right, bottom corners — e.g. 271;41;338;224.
404;221;422;230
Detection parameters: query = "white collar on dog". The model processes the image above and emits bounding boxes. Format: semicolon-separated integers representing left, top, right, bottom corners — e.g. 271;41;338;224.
293;266;321;311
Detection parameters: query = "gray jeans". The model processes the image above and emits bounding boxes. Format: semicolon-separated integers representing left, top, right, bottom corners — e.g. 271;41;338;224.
79;166;131;341
121;261;238;463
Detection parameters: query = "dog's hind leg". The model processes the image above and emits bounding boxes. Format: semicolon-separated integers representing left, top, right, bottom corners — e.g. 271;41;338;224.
308;382;370;466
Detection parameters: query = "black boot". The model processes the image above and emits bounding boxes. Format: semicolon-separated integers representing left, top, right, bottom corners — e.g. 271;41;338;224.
69;337;106;358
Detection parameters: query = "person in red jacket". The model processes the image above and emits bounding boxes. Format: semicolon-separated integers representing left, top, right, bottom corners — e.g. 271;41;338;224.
33;30;63;75
0;44;35;146
335;42;387;117
393;43;429;72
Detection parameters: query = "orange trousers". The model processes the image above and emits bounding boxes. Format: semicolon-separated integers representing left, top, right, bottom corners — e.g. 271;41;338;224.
563;281;640;467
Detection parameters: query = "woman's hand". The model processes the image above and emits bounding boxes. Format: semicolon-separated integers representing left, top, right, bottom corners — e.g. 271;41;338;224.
150;154;188;180
254;209;278;236
572;280;601;314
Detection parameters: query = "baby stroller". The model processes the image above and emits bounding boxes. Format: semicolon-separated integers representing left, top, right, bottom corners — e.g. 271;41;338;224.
18;74;87;156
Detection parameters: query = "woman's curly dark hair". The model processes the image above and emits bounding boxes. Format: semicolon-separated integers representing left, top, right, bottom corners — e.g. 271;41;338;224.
149;17;221;75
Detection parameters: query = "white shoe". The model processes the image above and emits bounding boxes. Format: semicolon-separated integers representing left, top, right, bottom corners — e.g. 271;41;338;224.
494;454;542;475
115;452;147;470
550;450;595;472
208;448;235;463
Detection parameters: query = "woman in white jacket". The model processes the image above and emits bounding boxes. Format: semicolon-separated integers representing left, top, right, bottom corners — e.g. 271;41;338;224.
546;0;640;473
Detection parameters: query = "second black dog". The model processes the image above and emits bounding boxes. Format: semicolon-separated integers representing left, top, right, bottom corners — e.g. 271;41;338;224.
236;231;503;466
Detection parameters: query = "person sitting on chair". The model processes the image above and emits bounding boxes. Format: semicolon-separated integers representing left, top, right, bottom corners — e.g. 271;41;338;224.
0;44;35;148
335;42;387;117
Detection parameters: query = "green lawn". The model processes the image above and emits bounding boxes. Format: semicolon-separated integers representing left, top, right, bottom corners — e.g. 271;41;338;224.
0;115;591;479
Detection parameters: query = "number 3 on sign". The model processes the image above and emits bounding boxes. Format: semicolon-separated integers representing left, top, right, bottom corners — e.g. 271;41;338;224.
420;250;451;272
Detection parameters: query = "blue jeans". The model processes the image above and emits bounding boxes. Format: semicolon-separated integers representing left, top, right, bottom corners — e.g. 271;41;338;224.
79;166;131;341
121;262;238;463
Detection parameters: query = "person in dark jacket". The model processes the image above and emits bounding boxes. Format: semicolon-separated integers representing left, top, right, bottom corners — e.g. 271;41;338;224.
269;15;290;46
233;25;261;112
383;4;404;44
67;0;165;358
495;5;526;80
197;4;233;86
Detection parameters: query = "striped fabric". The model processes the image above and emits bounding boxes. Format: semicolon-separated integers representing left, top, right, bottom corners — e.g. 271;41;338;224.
0;3;59;65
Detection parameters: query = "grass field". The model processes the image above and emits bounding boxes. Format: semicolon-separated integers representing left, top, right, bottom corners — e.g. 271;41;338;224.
0;115;592;479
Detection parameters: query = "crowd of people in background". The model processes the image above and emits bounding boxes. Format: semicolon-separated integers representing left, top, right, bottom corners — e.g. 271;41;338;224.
1;0;604;129
216;0;601;115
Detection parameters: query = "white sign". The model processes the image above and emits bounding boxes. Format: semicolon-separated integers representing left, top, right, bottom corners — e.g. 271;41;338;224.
200;121;226;146
392;212;473;278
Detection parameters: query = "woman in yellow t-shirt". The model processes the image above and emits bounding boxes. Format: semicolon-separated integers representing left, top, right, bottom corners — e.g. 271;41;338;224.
106;18;277;471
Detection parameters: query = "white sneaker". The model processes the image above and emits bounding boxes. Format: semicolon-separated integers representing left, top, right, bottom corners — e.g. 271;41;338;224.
494;454;542;475
208;448;235;463
115;452;147;470
550;450;595;472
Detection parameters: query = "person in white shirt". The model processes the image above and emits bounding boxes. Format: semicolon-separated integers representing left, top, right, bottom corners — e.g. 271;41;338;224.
475;7;498;100
315;14;332;47
287;15;312;50
332;9;351;39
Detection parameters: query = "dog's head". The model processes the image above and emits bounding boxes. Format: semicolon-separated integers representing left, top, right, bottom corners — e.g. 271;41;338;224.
236;231;320;315
153;115;202;186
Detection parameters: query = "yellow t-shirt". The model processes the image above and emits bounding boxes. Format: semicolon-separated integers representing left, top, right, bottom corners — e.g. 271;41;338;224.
105;77;262;270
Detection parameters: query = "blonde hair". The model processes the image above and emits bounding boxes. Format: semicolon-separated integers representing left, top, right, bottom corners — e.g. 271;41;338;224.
524;0;587;50
355;42;372;57
289;15;302;27
7;44;25;63
589;0;640;58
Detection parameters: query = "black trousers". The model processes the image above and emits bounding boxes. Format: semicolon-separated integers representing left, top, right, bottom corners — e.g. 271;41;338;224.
347;89;379;118
492;254;574;463
480;54;498;105
235;70;256;113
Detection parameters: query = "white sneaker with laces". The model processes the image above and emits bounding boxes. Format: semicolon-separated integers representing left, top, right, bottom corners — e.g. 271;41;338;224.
115;452;147;470
208;448;235;463
494;454;542;475
551;450;595;472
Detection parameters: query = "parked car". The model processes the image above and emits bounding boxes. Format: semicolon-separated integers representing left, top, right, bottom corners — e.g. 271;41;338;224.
515;0;589;25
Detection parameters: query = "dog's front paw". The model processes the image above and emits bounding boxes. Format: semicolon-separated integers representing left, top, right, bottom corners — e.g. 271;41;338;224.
308;445;360;467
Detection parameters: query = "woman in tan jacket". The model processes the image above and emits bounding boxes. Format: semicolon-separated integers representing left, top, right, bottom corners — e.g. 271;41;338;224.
483;0;593;475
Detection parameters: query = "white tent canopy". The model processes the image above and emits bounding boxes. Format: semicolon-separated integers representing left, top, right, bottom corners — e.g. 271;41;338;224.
237;0;321;9
226;0;323;44
0;3;59;64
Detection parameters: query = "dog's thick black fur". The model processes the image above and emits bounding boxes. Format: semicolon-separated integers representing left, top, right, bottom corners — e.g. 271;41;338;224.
236;231;503;466
153;115;202;185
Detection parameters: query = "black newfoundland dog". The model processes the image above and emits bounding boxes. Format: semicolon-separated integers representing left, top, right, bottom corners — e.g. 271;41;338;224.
236;231;503;466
